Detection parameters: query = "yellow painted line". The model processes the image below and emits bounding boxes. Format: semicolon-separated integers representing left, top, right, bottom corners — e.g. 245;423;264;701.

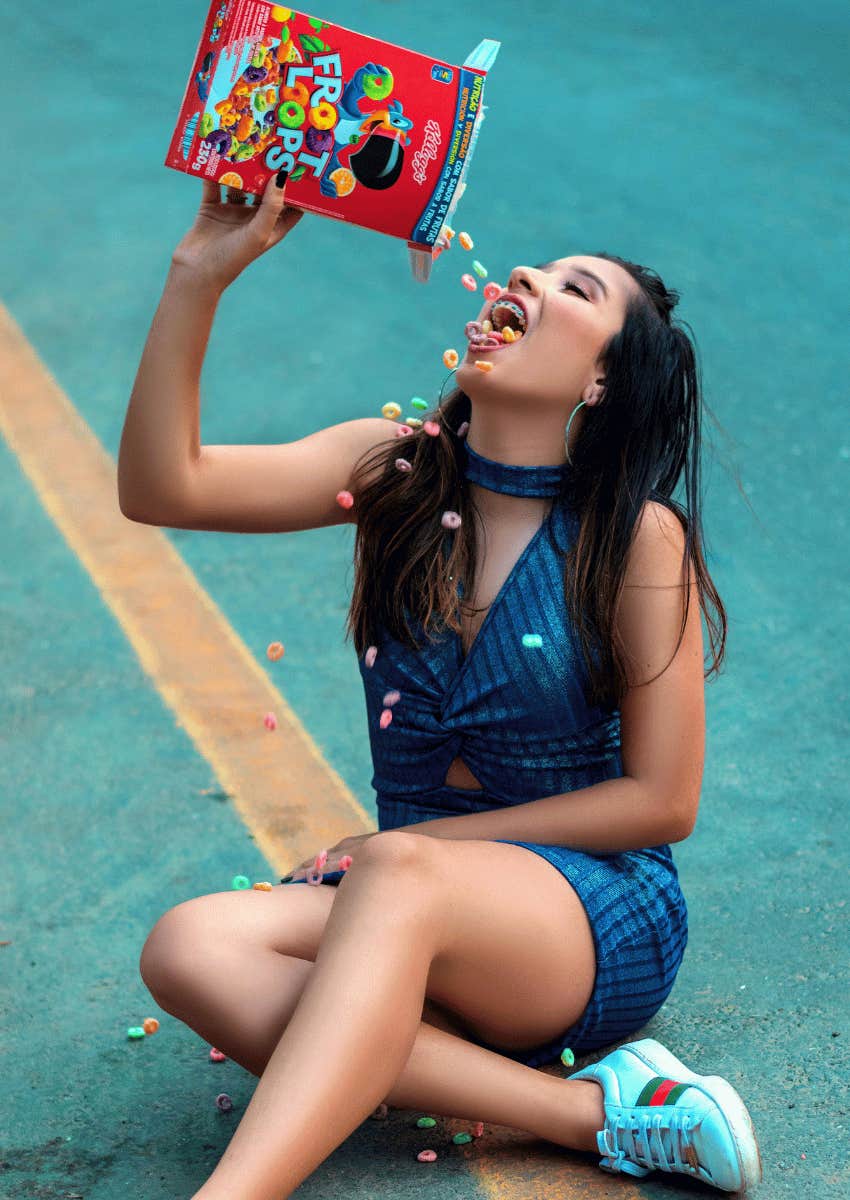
443;1072;636;1198
0;301;375;872
0;300;642;1199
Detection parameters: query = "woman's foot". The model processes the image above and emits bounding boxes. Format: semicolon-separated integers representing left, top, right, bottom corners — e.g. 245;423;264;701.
568;1038;763;1193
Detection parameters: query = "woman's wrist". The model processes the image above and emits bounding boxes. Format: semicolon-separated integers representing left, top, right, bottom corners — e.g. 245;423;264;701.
168;255;227;300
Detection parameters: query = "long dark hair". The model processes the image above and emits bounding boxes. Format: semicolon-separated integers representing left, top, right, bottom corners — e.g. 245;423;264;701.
345;253;727;712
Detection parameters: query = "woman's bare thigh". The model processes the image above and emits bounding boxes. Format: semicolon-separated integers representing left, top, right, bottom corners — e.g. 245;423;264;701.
141;882;471;1037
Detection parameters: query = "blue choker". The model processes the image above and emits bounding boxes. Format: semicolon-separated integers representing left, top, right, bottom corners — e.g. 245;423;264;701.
462;441;570;498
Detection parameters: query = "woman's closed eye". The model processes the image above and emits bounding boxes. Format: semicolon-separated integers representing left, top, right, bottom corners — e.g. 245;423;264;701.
562;280;590;300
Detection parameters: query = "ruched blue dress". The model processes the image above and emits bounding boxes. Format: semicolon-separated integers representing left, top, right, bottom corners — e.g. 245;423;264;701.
286;441;688;1068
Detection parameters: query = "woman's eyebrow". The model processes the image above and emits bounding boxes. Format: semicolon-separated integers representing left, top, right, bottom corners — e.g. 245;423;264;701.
535;262;609;300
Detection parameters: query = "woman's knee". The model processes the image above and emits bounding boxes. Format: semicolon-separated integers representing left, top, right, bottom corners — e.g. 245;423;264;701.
139;896;213;1003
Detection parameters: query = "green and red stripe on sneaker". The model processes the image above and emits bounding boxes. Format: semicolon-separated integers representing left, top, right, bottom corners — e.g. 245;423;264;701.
635;1076;693;1106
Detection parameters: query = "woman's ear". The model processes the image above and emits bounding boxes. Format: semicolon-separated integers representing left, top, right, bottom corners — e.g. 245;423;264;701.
583;378;606;406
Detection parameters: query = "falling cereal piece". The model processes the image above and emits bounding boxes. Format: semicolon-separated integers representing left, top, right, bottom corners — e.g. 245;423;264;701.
406;417;423;428
381;401;402;420
338;854;353;870
365;645;378;668
461;273;477;291
231;875;251;890
215;1093;234;1112
513;329;523;339
264;712;278;730
126;1026;145;1040
209;1047;227;1062
441;510;462;530
457;421;469;438
370;1102;389;1120
472;260;488;278
481;319;493;333
252;881;273;891
474;361;494;373
442;225;456;240
483;282;501;301
336;490;354;510
411;396;428;410
395;458;412;472
472;1121;485;1137
442;348;459;368
521;633;543;648
379;708;393;729
396;424;414;437
465;320;483;339
560;1046;575;1067
266;641;285;661
416;1116;437;1128
423;420;441;436
458;231;474;250
453;1132;473;1145
383;690;401;706
417;1149;438;1162
142;1018;160;1035
502;327;517;343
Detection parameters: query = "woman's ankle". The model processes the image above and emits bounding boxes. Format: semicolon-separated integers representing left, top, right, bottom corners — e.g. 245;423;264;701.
561;1078;606;1152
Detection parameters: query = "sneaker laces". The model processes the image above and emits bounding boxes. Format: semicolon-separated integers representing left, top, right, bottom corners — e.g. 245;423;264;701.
600;1109;703;1178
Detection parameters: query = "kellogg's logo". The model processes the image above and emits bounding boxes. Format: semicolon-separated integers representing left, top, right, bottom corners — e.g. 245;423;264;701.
412;119;441;185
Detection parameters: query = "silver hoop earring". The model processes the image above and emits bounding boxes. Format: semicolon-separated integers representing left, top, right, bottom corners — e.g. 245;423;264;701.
564;400;587;466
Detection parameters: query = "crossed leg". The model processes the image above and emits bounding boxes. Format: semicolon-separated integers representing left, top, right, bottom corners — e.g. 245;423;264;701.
140;829;607;1200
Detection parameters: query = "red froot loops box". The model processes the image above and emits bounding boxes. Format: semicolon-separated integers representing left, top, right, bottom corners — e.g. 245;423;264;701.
165;2;500;281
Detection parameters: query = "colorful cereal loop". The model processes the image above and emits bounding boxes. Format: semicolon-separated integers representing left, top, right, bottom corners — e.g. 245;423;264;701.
309;101;337;130
282;82;310;106
472;260;488;278
278;100;304;128
458;232;474;250
442;348;459;368
381;401;402;420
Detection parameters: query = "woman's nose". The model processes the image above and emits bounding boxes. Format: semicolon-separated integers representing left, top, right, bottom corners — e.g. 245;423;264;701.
506;266;539;295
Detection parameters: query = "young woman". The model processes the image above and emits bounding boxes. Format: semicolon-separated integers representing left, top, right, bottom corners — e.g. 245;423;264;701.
122;174;763;1198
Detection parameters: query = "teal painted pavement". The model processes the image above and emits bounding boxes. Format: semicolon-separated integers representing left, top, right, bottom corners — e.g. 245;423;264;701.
1;1;848;1196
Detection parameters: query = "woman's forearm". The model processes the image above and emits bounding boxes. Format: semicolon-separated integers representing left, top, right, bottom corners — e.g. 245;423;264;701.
117;262;222;519
395;775;692;853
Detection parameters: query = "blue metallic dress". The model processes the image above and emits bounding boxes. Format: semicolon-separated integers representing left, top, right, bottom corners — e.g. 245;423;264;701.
289;441;688;1067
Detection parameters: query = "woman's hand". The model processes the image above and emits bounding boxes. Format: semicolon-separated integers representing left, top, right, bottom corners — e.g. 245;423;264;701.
171;173;305;293
281;833;377;884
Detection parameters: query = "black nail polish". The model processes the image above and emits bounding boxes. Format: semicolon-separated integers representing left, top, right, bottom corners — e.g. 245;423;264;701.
275;168;289;189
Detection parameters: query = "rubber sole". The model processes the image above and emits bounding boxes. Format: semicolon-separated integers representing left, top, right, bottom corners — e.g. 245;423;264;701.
624;1038;764;1193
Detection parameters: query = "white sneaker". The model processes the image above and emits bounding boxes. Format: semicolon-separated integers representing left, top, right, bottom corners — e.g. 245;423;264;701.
570;1037;763;1192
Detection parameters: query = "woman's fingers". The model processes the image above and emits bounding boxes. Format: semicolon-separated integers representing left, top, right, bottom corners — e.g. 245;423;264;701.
201;179;221;205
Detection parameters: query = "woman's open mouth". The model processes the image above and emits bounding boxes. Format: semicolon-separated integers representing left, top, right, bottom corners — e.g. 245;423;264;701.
465;298;529;354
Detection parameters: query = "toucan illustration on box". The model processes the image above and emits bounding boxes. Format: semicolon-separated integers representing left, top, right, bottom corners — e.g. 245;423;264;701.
317;62;414;198
195;51;216;103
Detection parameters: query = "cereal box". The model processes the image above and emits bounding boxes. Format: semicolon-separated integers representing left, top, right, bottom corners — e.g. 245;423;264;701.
165;2;500;281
